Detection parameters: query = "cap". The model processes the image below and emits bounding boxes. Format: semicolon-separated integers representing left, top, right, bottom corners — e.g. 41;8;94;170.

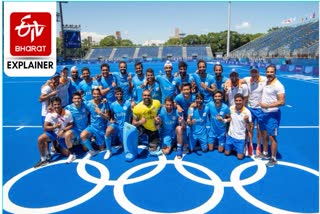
250;66;259;72
164;60;172;68
51;72;60;79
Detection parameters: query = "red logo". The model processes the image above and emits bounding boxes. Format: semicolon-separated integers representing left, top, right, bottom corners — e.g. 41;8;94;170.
10;12;51;56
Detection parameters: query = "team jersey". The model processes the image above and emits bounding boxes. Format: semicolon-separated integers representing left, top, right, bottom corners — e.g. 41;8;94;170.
57;79;70;107
68;77;82;104
132;75;146;103
228;105;252;140
132;99;161;131
45;109;73;135
188;105;209;135
65;103;88;132
145;82;162;102
192;73;215;103
175;74;194;89
85;100;109;131
156;74;177;103
226;83;249;106
215;76;229;91
243;76;267;108
113;72;132;101
99;74;116;103
207;101;230;135
174;93;195;119
158;107;179;136
41;85;54;116
79;79;100;101
261;78;285;113
110;100;132;128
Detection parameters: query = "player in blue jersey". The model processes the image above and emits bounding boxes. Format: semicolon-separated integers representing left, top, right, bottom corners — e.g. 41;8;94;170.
97;63;117;105
192;60;216;104
175;61;197;94
187;93;209;152
104;87;133;160
174;83;196;120
64;92;89;163
132;62;146;105
144;68;162;102
207;90;230;152
156;60;178;103
113;61;133;101
213;63;228;91
80;88;110;159
78;67;99;101
155;97;184;158
68;66;82;104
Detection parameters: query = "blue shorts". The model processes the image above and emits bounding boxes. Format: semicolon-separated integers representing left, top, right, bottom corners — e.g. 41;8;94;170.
247;107;264;127
189;133;208;151
260;110;281;136
45;131;67;149
84;125;106;146
225;135;245;155
161;135;177;147
109;123;124;142
208;131;226;146
70;129;82;145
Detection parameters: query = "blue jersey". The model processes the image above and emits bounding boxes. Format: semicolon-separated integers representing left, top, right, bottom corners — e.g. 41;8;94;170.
68;77;82;104
215;76;228;91
207;101;230;135
145;82;162;102
65;103;88;132
156;75;177;103
174;93;195;119
113;72;132;101
188;105;209;135
85;100;109;131
99;74;116;104
132;75;146;103
79;79;99;101
159;107;179;136
175;74;194;90
192;73;215;103
110;100;132;128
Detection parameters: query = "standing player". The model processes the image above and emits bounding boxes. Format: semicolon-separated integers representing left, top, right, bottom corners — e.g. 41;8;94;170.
257;65;285;167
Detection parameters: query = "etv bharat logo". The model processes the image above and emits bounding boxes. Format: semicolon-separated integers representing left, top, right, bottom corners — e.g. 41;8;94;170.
10;12;51;56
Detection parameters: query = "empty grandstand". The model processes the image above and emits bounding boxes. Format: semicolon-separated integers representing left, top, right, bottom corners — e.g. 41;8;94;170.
230;21;319;58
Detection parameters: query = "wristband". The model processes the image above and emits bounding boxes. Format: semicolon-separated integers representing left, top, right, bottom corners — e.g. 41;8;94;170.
223;119;228;123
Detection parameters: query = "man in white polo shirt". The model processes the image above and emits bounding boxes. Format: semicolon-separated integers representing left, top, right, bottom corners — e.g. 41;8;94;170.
224;93;252;160
256;65;285;167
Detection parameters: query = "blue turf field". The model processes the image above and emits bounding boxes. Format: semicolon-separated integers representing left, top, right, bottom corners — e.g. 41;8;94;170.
2;62;319;213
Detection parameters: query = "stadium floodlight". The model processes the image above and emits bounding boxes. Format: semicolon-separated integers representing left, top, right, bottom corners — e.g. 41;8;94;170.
226;1;231;58
59;1;68;60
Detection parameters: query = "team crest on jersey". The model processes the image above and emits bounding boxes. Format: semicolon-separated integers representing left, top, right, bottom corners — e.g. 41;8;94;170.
123;106;128;110
203;112;207;117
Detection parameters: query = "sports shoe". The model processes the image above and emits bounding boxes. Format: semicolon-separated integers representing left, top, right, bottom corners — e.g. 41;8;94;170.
34;160;49;168
46;154;52;162
254;153;270;160
66;154;77;163
104;150;112;160
266;158;277;167
84;150;98;160
256;145;261;156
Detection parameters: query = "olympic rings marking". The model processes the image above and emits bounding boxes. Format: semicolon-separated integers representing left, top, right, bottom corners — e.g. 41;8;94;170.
3;155;319;214
114;157;224;214
3;159;108;214
231;160;319;214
